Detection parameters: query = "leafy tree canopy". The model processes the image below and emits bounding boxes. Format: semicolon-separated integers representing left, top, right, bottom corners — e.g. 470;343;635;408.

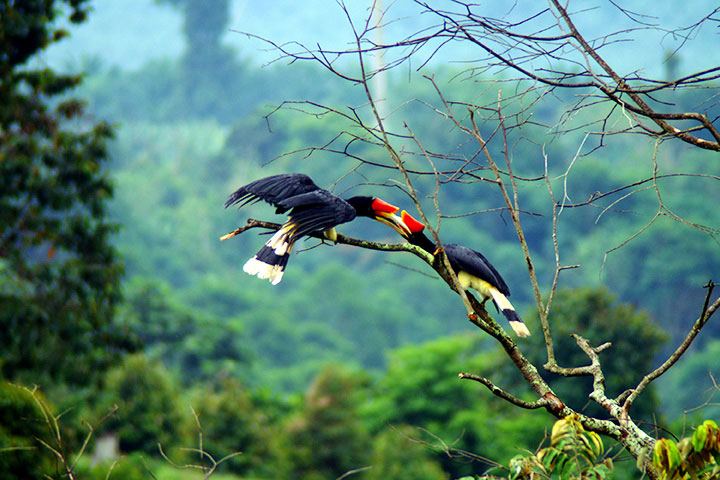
0;0;136;387
93;354;186;455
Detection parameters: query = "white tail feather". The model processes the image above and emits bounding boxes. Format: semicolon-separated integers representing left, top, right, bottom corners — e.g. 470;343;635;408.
267;229;290;254
489;287;514;311
509;320;530;338
243;257;271;278
269;264;284;284
243;229;295;285
489;287;530;337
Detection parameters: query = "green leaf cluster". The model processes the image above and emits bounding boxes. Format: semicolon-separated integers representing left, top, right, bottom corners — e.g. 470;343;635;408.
0;0;135;388
187;376;282;477
652;420;720;480
365;334;549;478
92;354;186;455
365;425;449;480
476;415;613;480
531;415;612;479
280;364;373;479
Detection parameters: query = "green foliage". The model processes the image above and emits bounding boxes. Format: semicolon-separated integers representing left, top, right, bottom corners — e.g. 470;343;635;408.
365;425;448;480
75;453;147;480
531;415;612;479
0;382;56;479
284;262;437;369
0;0;135;387
94;354;187;455
367;335;493;429
3;3;718;480
100;118;476;391
366;334;550;478
283;364;372;480
652;420;720;480
120;279;251;384
598;217;720;342
557;151;720;343
479;415;613;480
522;287;668;420
77;453;248;480
188;377;282;477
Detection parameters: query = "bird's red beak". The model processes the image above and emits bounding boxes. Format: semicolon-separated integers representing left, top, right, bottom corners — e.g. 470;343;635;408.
371;197;400;214
400;210;426;234
371;198;412;236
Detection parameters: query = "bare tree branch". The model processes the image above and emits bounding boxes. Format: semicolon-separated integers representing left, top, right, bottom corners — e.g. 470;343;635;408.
237;3;720;477
458;372;554;410
621;282;720;413
220;218;434;263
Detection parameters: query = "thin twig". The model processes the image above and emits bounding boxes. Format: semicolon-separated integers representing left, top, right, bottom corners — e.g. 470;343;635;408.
622;283;719;413
458;372;552;409
221;218;434;262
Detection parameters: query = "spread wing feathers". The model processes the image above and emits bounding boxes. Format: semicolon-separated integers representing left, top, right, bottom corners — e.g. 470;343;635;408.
228;175;359;286
277;191;357;239
444;244;511;296
225;173;320;211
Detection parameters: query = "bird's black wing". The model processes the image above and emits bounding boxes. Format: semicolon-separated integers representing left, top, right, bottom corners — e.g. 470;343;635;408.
225;173;320;211
278;190;357;238
445;243;511;295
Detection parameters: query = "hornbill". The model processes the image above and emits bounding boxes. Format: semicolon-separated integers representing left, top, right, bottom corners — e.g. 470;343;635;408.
398;210;530;337
223;173;409;285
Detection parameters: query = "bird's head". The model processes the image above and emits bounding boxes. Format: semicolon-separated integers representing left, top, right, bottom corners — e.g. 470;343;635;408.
346;196;411;236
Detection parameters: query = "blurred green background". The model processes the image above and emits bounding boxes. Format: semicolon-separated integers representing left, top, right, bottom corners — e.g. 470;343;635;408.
2;1;719;478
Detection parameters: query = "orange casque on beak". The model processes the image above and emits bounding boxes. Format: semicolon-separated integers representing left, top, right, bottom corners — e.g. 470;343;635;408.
371;198;411;236
400;210;426;235
371;197;400;214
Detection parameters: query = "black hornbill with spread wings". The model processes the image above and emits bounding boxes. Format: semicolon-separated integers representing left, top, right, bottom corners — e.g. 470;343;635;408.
398;210;530;337
223;173;409;285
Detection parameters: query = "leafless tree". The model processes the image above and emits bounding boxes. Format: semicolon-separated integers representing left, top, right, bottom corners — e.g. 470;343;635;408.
231;1;720;478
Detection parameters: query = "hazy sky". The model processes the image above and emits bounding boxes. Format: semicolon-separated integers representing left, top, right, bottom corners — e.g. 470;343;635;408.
43;0;376;70
44;0;719;80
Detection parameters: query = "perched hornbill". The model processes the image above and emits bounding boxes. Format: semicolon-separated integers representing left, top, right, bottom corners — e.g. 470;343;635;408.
398;210;530;337
223;173;409;285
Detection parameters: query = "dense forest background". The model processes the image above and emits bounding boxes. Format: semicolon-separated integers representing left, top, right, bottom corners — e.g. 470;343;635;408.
2;1;719;479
